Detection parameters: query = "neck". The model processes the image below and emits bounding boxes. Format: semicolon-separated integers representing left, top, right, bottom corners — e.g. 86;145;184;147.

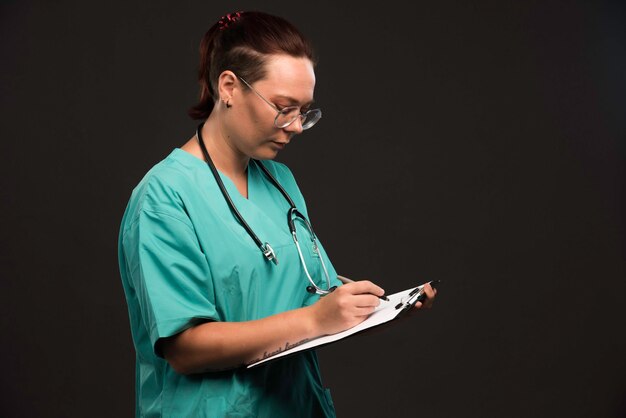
199;113;249;180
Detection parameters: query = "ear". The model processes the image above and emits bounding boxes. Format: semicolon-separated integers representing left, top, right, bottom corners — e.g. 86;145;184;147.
217;71;237;105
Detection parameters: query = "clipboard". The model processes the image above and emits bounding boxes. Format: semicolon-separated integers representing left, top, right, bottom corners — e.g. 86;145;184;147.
247;280;440;368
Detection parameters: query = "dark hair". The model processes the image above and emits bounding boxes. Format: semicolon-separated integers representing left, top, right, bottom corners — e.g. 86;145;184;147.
188;11;316;120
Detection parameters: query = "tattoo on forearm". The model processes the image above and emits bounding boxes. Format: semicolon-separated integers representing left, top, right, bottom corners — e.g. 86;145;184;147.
247;337;312;365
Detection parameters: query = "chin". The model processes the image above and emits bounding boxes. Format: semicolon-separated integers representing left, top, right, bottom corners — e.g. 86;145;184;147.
252;149;279;161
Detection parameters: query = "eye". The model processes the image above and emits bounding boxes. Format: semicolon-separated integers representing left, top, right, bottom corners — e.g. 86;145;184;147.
274;102;295;111
278;105;301;115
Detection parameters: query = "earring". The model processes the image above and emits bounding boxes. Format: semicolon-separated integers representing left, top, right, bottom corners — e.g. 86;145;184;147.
223;98;232;108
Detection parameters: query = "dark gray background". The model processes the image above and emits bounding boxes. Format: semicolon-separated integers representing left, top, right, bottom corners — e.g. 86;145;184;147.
1;1;625;417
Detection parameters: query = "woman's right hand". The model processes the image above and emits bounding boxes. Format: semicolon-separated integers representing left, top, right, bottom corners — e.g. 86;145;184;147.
309;280;385;336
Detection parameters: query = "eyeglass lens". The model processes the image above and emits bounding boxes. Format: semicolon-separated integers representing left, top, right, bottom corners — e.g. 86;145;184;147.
275;108;322;130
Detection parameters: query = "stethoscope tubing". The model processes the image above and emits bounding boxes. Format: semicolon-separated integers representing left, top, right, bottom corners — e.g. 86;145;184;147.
195;122;333;294
196;123;268;253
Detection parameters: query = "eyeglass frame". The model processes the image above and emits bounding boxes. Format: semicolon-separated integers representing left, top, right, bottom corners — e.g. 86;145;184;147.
236;75;322;130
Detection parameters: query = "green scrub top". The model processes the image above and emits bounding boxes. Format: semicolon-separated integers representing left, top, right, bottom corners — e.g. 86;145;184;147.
118;148;341;418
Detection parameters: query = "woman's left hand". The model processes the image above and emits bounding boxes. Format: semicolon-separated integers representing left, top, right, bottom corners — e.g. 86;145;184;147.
413;282;437;310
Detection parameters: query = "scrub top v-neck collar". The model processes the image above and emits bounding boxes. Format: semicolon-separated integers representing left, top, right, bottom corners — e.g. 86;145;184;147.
173;148;292;240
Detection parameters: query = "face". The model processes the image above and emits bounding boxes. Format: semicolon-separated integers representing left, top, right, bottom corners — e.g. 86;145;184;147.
221;54;316;160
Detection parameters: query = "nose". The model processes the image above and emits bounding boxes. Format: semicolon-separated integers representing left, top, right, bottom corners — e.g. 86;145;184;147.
283;115;304;134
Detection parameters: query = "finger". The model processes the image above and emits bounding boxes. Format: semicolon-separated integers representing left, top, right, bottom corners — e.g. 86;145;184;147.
347;280;385;297
351;294;381;308
413;301;423;310
422;283;436;299
354;305;377;317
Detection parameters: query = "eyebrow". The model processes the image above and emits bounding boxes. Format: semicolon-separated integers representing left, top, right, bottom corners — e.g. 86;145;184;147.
272;94;315;107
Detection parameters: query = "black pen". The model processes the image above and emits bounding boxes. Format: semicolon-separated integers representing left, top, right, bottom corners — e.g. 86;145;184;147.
337;275;389;301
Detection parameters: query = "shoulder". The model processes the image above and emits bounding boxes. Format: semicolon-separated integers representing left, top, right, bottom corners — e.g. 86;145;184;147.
256;159;310;212
121;150;199;232
256;159;302;195
257;159;297;184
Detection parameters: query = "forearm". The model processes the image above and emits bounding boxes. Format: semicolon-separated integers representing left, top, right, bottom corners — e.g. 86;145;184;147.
162;305;320;374
162;280;388;374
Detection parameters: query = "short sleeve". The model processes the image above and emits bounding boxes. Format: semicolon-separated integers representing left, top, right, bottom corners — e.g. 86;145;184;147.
121;208;218;356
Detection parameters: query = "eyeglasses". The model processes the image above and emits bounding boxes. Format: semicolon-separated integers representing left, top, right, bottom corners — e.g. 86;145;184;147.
237;76;322;130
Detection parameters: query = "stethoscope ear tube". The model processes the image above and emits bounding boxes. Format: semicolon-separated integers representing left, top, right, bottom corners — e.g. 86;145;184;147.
261;243;278;265
287;207;313;237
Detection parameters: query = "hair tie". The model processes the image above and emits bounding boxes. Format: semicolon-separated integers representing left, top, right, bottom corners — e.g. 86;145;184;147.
218;11;243;30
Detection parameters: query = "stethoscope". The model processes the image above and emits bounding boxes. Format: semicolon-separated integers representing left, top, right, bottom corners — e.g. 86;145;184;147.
196;122;336;295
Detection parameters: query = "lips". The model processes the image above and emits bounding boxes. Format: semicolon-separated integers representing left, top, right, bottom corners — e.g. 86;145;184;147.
270;140;288;149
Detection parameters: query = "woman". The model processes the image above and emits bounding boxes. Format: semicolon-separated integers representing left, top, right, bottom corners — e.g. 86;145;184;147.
118;10;435;417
